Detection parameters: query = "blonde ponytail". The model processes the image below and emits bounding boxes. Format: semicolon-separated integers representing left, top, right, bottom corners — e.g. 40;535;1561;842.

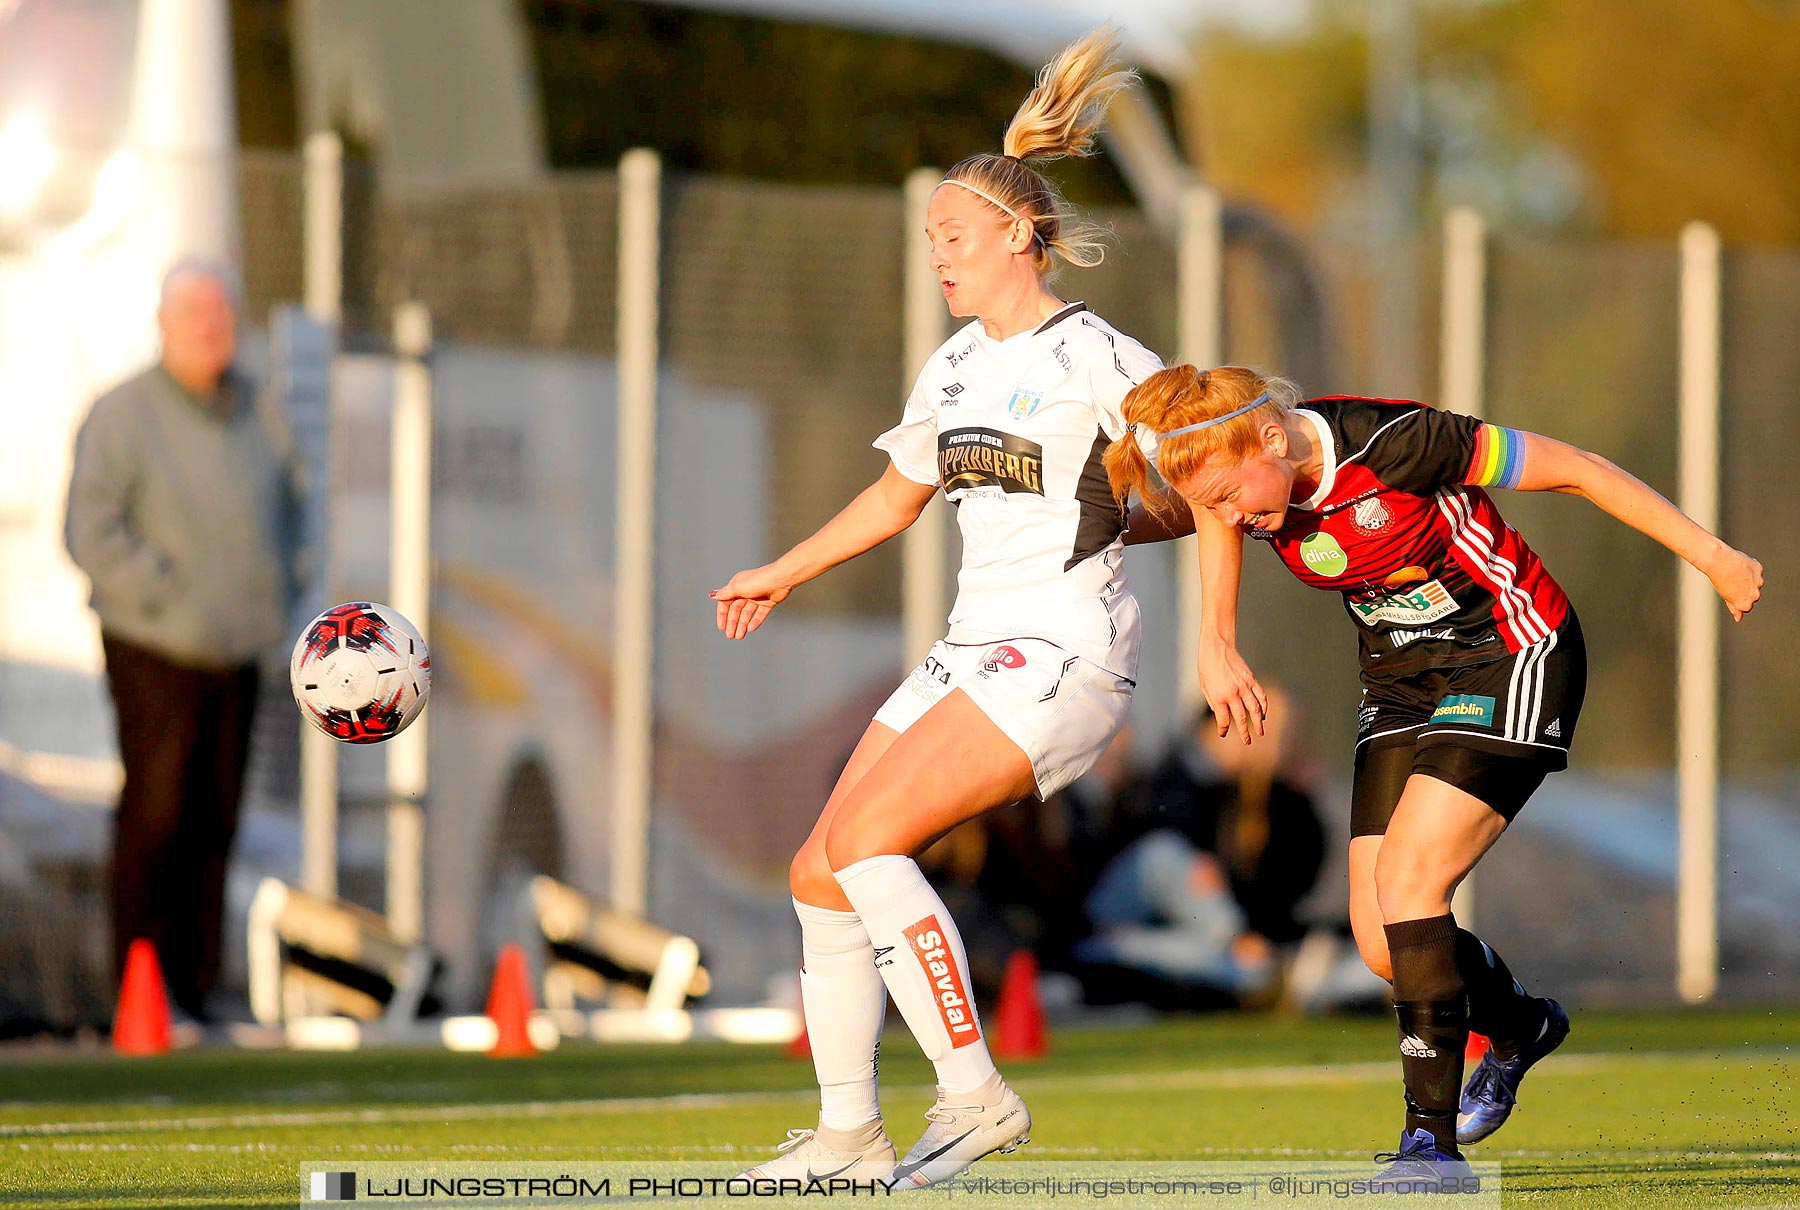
939;27;1136;274
1002;26;1137;163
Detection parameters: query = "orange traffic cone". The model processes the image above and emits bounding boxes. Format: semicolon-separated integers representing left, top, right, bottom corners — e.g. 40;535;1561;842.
1466;1032;1490;1063
991;950;1047;1059
112;939;172;1055
485;943;539;1057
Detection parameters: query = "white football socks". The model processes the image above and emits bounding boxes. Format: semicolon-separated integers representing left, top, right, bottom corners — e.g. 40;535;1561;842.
833;854;998;1097
793;898;887;1130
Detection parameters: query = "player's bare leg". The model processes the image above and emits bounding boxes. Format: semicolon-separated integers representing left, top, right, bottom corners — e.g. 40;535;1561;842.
826;689;1038;1186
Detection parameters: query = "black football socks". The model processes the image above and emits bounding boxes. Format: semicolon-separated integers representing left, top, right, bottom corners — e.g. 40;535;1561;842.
1386;913;1466;1155
1454;927;1549;1062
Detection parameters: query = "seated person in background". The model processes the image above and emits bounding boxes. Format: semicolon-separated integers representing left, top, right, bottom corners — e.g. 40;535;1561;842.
922;725;1144;1001
1073;688;1326;1003
1137;686;1325;946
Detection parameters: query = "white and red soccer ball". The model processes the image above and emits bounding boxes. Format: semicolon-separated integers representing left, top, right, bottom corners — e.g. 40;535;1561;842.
290;602;431;744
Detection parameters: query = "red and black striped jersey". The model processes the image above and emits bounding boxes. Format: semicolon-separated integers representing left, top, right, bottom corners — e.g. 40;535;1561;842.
1255;397;1569;675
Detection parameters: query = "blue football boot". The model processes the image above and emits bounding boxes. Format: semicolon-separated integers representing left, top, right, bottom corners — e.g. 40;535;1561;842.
1457;997;1571;1145
1369;1128;1480;1192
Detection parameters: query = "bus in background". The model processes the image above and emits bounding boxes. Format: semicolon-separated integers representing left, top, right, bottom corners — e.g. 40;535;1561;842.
2;0;1334;1025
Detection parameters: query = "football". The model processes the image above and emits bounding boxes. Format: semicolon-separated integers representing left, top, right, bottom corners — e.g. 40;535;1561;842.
290;601;432;744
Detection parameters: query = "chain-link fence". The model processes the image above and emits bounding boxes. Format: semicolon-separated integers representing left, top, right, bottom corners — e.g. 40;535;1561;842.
9;148;1790;1027
264;154;1798;1007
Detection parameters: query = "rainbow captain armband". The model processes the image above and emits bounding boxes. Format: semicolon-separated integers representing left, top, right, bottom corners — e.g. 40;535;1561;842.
1467;423;1526;489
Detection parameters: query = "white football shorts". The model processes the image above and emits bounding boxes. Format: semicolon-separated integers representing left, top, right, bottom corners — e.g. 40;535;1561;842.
872;635;1134;799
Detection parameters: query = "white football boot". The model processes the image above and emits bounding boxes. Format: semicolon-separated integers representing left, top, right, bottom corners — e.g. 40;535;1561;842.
889;1073;1032;1188
739;1118;896;1185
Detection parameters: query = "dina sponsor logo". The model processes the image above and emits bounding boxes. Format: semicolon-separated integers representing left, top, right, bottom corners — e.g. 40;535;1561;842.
1351;579;1459;627
937;427;1045;495
1299;532;1349;578
1431;694;1496;727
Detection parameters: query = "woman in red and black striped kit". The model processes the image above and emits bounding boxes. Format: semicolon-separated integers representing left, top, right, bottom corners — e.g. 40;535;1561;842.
1108;364;1763;1184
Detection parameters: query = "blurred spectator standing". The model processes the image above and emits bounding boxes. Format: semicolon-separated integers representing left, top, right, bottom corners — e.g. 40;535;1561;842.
63;259;307;1022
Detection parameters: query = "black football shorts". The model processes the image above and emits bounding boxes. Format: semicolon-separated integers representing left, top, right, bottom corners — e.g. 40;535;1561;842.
1351;611;1587;836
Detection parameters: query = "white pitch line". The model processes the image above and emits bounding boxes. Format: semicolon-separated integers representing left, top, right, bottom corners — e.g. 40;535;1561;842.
0;1048;1788;1141
15;1141;1798;1164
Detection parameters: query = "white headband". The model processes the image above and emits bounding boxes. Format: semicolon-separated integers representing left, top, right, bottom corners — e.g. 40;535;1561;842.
939;178;1048;248
1148;391;1273;442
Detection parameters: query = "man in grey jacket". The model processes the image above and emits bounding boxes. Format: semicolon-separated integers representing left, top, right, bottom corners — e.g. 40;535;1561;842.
65;259;306;1021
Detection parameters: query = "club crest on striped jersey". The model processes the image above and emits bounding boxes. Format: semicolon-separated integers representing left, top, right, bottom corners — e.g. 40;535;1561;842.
1352;496;1393;533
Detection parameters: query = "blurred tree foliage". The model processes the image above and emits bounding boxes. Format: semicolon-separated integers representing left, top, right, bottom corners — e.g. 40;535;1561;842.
1184;0;1800;243
523;0;1132;202
1490;0;1800;243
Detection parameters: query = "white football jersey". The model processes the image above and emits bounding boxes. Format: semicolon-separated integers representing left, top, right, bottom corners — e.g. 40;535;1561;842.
875;302;1162;679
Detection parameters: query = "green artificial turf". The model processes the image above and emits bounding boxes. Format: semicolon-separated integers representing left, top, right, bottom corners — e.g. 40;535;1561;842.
0;1007;1793;1207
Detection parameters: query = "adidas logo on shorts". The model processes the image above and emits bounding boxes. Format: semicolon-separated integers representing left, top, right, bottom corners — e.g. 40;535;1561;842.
1544;718;1562;739
1400;1035;1438;1058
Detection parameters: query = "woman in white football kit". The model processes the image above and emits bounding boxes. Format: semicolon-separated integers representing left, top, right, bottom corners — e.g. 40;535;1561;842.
712;28;1161;1189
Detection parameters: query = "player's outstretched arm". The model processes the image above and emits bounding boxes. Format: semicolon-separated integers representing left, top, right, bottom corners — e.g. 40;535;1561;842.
1193;505;1269;742
1511;431;1764;621
711;464;939;640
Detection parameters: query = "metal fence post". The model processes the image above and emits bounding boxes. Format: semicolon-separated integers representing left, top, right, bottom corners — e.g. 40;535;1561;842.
299;129;342;901
901;168;949;669
1440;204;1486;930
612;148;662;917
1676;221;1723;1004
1175;179;1224;726
385;301;433;944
